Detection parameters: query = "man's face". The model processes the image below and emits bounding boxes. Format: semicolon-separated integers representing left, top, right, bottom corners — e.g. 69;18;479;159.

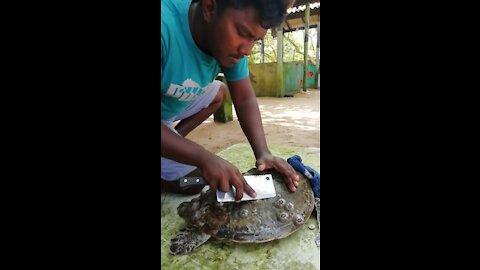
206;7;268;68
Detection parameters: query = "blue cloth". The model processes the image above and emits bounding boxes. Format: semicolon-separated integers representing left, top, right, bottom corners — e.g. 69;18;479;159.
287;155;320;198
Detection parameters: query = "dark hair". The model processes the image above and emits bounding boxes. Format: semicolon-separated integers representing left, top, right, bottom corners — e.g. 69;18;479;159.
194;0;295;29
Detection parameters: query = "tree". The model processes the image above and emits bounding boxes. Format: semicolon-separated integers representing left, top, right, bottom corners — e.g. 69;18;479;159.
250;28;318;64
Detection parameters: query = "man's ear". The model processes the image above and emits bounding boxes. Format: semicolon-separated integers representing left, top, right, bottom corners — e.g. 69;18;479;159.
201;0;217;23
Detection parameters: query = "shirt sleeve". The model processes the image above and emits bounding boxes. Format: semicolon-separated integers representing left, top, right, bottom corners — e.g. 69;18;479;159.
222;56;249;81
161;26;168;77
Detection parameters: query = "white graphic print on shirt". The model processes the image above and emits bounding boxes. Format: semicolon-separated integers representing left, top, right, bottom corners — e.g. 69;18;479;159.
165;78;210;102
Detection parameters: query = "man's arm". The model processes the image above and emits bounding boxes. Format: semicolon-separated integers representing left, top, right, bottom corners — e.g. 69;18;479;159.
161;123;210;167
161;122;256;200
227;77;299;192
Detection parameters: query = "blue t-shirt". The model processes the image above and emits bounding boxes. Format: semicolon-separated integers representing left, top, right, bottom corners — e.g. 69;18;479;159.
161;0;249;121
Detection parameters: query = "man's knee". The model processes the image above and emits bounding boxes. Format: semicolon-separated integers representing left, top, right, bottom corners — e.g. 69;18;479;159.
212;83;228;105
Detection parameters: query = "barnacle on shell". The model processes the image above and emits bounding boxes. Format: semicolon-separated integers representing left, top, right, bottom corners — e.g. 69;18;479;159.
239;209;249;218
285;202;294;211
277;212;289;223
274;198;286;208
293;214;304;225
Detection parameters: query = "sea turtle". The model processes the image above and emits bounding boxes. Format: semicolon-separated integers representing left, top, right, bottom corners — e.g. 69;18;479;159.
169;168;315;255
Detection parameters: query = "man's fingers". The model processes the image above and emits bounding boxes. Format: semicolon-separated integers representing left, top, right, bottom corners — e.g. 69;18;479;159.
256;158;271;172
233;181;244;202
257;163;266;171
289;172;300;187
218;178;231;193
287;181;296;192
208;180;218;192
275;163;299;192
243;179;257;199
280;173;296;192
232;176;257;202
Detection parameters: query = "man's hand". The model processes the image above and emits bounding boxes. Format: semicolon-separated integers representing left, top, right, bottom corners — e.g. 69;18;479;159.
226;78;299;192
256;154;300;192
200;154;257;202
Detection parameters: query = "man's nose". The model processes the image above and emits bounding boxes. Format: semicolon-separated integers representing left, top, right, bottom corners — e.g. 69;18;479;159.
239;41;255;56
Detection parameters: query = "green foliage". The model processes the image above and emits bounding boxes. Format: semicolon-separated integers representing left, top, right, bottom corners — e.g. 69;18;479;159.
250;29;318;64
249;29;277;63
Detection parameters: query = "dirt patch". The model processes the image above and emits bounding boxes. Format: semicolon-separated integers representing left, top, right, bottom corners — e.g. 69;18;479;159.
184;89;320;154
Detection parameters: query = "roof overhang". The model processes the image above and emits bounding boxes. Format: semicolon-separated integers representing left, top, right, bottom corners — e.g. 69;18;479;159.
283;0;320;33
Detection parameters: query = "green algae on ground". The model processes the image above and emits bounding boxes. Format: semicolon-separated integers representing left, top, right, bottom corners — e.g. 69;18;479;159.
217;143;320;173
160;143;320;270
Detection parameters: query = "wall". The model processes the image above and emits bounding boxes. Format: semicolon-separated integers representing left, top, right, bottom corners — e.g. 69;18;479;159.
248;61;319;97
248;63;277;97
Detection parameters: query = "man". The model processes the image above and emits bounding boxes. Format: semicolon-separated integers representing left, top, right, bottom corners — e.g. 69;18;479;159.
161;0;299;201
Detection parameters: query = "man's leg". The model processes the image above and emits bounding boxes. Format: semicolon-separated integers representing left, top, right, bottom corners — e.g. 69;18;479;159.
161;81;227;195
174;83;227;137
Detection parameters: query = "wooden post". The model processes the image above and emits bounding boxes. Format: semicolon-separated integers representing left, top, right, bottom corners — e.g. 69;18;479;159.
213;74;233;122
276;25;285;97
303;0;310;92
316;22;320;89
261;38;265;63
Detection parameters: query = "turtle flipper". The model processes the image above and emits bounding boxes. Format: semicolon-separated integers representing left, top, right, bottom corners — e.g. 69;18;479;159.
170;227;211;255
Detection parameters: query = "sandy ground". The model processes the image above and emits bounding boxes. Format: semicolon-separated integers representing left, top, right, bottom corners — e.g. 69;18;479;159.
184;89;320;154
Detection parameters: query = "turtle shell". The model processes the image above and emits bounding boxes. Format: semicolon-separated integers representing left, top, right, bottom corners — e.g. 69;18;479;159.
176;168;315;243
